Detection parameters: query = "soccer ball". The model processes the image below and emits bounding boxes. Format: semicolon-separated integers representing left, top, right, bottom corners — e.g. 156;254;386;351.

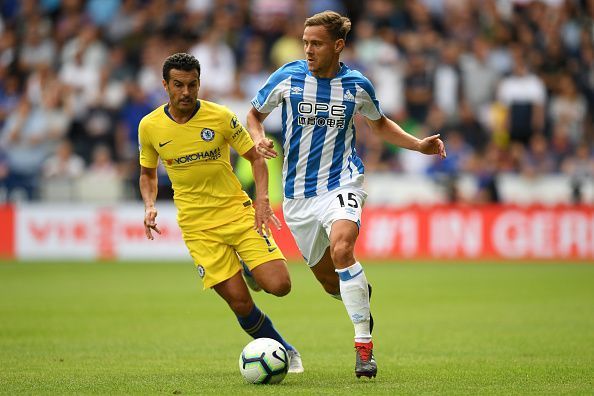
238;338;288;384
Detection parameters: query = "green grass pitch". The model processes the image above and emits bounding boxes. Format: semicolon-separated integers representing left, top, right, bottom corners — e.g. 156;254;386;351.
0;261;593;394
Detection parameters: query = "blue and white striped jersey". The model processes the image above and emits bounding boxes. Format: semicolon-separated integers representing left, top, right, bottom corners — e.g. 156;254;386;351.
252;60;383;199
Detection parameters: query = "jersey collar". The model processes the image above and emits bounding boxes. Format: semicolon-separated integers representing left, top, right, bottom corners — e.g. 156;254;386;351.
164;100;201;123
307;62;348;80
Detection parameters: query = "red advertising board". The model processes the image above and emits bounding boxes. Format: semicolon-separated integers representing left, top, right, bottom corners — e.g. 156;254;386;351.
357;205;594;260
2;204;593;261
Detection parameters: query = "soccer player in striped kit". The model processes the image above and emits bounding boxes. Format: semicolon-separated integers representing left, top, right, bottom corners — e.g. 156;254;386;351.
246;11;447;378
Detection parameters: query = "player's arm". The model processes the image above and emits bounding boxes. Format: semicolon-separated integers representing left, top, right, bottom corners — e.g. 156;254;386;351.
139;165;161;240
366;115;447;158
246;107;277;159
242;146;281;235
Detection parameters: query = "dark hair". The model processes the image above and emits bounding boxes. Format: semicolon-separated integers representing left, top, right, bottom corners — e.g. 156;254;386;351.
304;10;351;41
162;53;201;81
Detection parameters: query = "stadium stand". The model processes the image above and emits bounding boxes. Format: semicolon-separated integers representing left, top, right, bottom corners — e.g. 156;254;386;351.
0;0;592;205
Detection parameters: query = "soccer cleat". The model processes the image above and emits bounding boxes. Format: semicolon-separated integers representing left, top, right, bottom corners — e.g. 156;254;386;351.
355;341;377;378
240;259;261;292
287;349;304;373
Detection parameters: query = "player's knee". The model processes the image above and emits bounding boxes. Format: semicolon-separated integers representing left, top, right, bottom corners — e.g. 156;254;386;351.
266;276;291;297
330;240;355;265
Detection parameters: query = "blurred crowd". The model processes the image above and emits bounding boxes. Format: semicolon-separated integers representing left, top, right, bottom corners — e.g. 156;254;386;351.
0;0;593;204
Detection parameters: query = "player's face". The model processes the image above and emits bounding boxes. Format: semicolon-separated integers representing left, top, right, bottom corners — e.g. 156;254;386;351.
163;68;199;113
303;25;344;78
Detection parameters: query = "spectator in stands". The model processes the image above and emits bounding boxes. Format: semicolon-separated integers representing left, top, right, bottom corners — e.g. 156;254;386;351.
521;134;556;178
17;17;56;72
269;21;304;69
40;138;84;201
0;99;50;200
87;144;119;177
0;27;16;69
0;0;591;205
474;143;501;204
0;73;21;129
459;37;500;119
80;97;118;163
549;73;588;149
454;102;489;152
189;25;236;100
433;41;462;121
238;37;270;99
43;138;85;180
355;21;404;118
104;0;143;43
404;51;433;123
59;49;101;121
137;35;171;107
496;52;546;146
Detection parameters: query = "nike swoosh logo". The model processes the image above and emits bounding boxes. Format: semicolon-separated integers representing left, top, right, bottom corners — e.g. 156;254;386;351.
159;140;173;147
268;247;277;253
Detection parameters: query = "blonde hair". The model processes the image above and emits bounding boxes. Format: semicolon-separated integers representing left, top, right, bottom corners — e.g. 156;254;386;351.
304;10;351;41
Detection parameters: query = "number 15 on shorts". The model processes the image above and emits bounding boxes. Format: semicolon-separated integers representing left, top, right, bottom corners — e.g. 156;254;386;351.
333;190;366;221
336;192;359;209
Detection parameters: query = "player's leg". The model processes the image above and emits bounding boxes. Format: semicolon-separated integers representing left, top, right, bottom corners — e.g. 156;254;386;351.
330;219;376;378
319;188;376;378
213;272;296;353
249;259;304;372
231;217;303;373
184;226;297;360
284;189;374;377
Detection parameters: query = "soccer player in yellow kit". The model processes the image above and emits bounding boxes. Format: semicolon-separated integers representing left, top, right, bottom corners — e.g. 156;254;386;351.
138;53;303;373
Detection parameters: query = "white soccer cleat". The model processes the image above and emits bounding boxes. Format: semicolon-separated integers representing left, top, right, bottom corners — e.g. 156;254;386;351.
287;349;304;373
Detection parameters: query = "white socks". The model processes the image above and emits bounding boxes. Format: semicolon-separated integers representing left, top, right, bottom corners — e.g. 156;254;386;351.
336;262;372;343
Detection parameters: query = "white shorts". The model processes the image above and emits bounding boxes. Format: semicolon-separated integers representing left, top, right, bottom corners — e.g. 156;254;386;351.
282;186;367;267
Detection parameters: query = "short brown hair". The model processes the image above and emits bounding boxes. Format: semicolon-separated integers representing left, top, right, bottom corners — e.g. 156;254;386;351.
163;53;201;82
304;10;351;41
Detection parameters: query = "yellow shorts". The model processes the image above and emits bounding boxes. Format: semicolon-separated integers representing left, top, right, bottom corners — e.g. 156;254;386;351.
183;212;285;289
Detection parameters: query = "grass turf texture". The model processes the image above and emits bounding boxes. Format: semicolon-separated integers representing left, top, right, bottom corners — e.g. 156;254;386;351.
0;261;593;395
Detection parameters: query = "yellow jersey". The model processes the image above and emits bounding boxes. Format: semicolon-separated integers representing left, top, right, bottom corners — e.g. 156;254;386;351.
139;100;255;232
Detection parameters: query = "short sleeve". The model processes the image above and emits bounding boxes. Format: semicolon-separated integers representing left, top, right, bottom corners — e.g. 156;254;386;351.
223;109;254;156
251;65;291;114
356;77;383;121
138;118;159;168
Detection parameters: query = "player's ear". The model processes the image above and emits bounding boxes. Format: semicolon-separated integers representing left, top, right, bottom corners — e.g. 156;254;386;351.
335;39;345;53
162;79;168;91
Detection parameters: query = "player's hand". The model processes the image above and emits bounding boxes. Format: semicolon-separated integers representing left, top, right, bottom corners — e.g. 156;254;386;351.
255;138;277;159
144;206;161;240
419;134;447;159
253;198;282;236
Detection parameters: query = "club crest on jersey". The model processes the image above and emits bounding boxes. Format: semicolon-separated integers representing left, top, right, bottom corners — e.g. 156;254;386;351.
201;128;215;141
197;265;205;278
343;90;355;102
